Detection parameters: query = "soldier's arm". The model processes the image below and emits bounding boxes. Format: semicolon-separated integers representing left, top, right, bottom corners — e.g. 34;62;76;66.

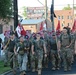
43;41;47;57
74;40;76;54
31;44;35;55
57;40;61;52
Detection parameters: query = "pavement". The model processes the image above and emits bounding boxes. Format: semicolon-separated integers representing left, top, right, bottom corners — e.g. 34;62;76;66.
2;59;76;75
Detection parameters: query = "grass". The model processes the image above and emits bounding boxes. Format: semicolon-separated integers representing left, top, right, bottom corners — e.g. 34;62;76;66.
0;61;11;74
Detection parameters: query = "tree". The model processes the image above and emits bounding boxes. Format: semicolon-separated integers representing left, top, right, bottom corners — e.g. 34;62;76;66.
63;4;72;10
0;0;12;19
22;6;27;19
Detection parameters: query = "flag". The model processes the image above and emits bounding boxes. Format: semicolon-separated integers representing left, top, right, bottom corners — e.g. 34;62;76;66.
16;23;26;37
40;22;43;31
43;21;47;30
50;4;56;21
56;20;61;35
72;20;76;32
16;24;21;37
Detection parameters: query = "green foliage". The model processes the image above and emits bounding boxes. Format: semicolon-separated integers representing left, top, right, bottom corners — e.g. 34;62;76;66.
0;0;12;19
0;61;11;74
63;4;72;10
22;6;27;19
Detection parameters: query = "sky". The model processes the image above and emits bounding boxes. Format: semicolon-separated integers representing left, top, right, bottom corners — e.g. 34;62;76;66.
18;0;76;10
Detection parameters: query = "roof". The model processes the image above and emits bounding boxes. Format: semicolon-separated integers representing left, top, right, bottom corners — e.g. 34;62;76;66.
21;19;45;25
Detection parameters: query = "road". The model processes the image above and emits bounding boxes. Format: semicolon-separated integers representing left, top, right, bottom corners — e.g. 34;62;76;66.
6;59;76;75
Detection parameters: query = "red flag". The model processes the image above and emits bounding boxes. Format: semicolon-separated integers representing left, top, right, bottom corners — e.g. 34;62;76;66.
40;22;43;31
72;20;76;32
21;26;26;36
56;20;61;35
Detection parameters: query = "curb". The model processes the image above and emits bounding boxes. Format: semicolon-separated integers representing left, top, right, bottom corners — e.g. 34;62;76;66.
1;70;12;75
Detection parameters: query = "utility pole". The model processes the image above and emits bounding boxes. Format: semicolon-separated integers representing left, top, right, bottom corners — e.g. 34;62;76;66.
52;0;54;31
73;0;74;22
45;0;47;19
45;0;47;28
13;0;18;30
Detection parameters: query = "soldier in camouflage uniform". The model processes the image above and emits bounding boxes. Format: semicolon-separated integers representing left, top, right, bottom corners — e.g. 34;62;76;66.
30;34;37;72
58;27;73;71
3;31;17;75
50;33;61;70
43;32;50;68
31;33;47;75
14;36;29;75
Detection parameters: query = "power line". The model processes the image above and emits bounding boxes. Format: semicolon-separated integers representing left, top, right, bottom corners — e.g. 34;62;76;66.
37;0;44;6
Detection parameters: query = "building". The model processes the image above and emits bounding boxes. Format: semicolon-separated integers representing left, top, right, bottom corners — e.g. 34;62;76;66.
21;19;45;33
48;9;74;30
0;15;23;34
27;7;45;19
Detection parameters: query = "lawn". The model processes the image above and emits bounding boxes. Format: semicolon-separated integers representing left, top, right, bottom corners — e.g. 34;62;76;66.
0;61;11;74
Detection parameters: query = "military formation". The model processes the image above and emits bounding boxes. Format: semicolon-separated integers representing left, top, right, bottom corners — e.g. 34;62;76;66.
1;26;76;75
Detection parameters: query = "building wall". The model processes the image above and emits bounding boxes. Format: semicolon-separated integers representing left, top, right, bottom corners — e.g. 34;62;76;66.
23;24;37;33
0;18;14;34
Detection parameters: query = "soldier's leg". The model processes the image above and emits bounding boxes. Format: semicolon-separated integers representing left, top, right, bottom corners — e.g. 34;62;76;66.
51;50;56;70
56;54;61;70
62;51;67;71
22;53;28;75
17;54;22;72
27;53;31;71
31;53;36;72
37;53;43;75
67;50;72;71
4;50;8;67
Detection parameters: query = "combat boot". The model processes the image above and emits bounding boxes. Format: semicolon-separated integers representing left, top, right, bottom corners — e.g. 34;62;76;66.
68;66;71;71
32;69;35;72
12;69;16;75
52;67;56;71
64;67;67;72
38;69;41;75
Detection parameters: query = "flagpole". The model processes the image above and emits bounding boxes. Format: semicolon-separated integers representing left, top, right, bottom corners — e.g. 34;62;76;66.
52;0;54;31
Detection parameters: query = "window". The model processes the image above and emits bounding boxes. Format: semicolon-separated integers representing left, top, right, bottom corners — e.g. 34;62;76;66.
58;16;60;19
68;23;70;26
62;16;64;19
10;25;13;31
67;16;72;19
0;25;3;34
62;23;64;27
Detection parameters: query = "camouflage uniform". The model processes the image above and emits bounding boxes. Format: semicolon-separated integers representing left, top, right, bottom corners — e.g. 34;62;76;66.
60;34;72;71
30;38;37;72
32;39;45;75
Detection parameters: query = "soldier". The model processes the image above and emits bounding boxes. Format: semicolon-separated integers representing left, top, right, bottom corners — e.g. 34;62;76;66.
43;31;50;68
3;31;17;75
50;33;61;70
58;27;73;71
3;33;9;67
31;33;47;75
30;33;37;72
14;36;29;75
24;35;31;71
